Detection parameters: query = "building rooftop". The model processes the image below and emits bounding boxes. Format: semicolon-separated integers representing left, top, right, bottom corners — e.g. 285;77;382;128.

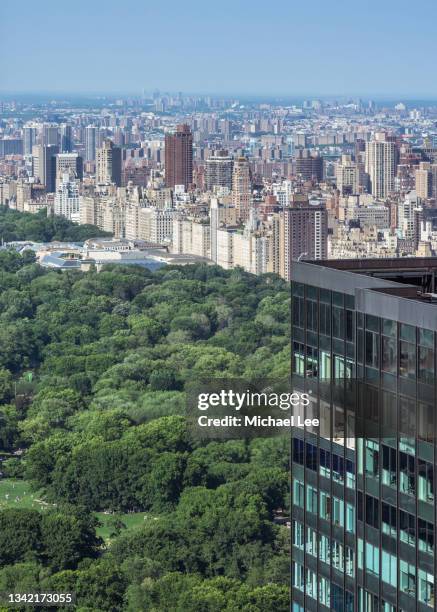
293;257;437;328
307;257;437;300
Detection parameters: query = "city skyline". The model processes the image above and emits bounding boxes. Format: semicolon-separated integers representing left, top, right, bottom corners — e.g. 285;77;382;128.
2;0;437;97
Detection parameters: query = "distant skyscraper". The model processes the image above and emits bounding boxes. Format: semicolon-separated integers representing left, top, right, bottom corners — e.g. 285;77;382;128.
60;124;73;153
415;162;432;199
232;157;251;221
336;154;359;195
23;123;39;156
165;124;193;189
366;133;396;198
42;124;59;147
55;153;83;187
33;144;59;192
54;174;80;222
85;126;98;162
295;149;323;182
279;202;328;281
96;139;122;186
205;150;233;192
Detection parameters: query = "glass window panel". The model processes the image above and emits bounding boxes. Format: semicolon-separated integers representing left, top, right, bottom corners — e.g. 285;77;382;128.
306;526;317;556
399;341;416;379
332;291;344;306
400;510;416;546
382;502;397;538
293;561;304;590
293;342;305;375
319;491;331;521
293;478;304;507
293;520;304;549
319;534;330;564
320;448;331;478
333;306;345;339
419;346;434;384
400;559;416;597
400;323;416;343
307;299;318;332
365;330;379;368
365;439;379;477
419;569;434;606
366;314;379;332
382;445;397;487
419;328;434;348
382;319;396;336
306;568;317;599
293;438;304;465
418;519;434;556
306;484;318;514
418;402;435;442
319;576;331;607
382;335;397;373
381;550;397;587
418;459;434;503
399;452;416;495
332;540;344;572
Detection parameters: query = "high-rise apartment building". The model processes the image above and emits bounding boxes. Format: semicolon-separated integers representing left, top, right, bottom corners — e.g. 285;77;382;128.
205;150;233;192
138;207;176;244
85;126;98;162
279;203;328;281
54;173;80;222
23;123;39;156
32;144;59;192
336;155;360;196
42;124;59;147
60;124;73;153
415;163;433;200
366;134;396;198
55;153;83;187
291;257;437;612
231;157;252;221
295;149;324;182
164;124;193;189
96;139;122;187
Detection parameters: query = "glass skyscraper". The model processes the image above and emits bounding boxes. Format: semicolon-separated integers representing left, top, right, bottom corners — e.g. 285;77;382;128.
291;258;437;612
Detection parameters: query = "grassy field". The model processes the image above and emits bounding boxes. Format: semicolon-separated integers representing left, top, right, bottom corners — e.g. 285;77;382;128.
95;511;157;542
0;479;50;512
0;478;156;544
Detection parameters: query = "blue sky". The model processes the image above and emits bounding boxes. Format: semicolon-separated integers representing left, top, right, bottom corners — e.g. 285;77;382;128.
1;0;437;97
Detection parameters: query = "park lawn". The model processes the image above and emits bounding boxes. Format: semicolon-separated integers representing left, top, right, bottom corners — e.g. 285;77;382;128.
0;479;50;512
0;479;157;545
96;511;159;543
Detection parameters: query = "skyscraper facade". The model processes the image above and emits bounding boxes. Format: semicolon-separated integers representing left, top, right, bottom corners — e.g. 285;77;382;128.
96;139;122;186
55;153;83;187
23;123;39;156
291;258;437;612
205;150;233;192
33;144;59;192
279;203;328;281
295;149;324;182
60;124;73;153
231;156;251;221
366;134;396;199
85;126;98;162
42;124;59;147
54;173;80;222
164;124;193;189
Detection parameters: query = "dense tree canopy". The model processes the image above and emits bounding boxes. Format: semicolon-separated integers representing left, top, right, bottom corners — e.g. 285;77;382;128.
0;218;291;611
0;205;111;242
